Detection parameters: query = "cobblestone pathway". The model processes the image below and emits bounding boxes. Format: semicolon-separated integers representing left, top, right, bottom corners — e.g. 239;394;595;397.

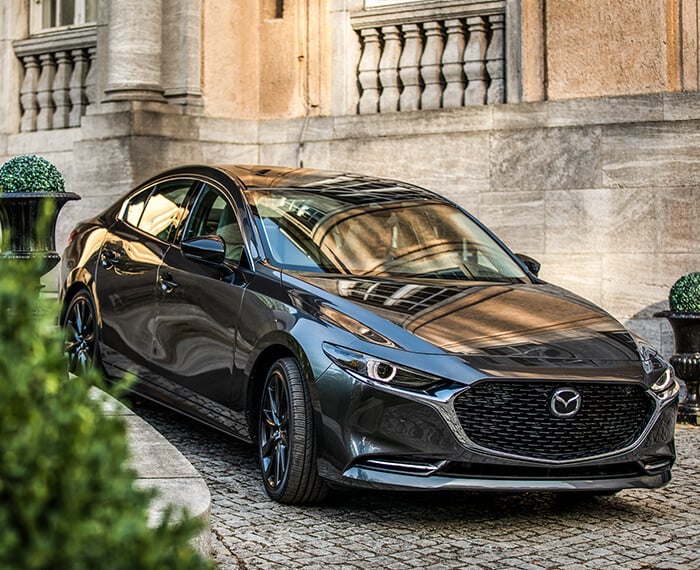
133;401;700;570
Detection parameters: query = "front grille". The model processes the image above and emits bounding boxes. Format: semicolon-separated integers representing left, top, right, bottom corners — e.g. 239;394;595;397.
453;381;655;461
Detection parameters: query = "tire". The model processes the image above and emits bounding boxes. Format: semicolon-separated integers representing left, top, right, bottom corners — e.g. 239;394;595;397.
62;290;100;376
258;357;327;504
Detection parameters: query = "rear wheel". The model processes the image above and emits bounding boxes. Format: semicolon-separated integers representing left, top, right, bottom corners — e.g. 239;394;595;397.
63;290;99;376
258;357;327;504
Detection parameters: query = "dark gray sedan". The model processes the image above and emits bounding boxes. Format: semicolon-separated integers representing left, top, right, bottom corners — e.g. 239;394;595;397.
60;165;679;504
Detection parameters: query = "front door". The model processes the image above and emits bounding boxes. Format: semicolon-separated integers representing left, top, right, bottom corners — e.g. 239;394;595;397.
152;182;251;432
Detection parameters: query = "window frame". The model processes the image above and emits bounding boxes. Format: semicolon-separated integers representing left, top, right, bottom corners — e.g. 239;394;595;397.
118;178;196;243
30;0;97;35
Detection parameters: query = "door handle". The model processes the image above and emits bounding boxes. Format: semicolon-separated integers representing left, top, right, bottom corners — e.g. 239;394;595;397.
159;273;179;294
100;249;119;269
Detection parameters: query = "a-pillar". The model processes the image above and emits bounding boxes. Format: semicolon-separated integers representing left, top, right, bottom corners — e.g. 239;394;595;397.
104;0;165;101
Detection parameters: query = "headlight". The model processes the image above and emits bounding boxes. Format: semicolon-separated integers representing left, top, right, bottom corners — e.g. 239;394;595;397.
651;366;679;402
322;343;442;390
635;338;680;403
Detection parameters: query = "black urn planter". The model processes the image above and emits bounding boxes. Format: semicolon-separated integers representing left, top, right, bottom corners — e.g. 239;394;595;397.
657;311;700;424
0;191;80;276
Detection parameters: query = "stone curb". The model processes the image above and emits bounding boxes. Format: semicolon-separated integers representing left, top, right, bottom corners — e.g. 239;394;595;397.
94;388;212;556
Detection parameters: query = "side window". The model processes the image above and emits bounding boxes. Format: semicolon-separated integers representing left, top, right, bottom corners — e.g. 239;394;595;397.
123;188;149;227
184;184;245;264
137;179;193;241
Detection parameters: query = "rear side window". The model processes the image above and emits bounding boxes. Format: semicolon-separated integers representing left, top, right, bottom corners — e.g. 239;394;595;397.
123;189;148;227
122;179;194;241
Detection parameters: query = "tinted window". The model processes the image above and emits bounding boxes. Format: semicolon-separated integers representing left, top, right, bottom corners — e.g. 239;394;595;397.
184;184;245;264
123;188;149;227
136;179;193;241
247;189;527;282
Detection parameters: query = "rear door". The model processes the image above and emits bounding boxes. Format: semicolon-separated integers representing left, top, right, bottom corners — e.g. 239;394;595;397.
95;178;195;378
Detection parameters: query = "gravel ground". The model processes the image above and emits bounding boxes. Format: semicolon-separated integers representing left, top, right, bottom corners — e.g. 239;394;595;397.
132;400;700;570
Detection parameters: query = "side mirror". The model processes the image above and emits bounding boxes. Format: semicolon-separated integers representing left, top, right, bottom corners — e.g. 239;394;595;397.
182;235;226;265
515;253;541;277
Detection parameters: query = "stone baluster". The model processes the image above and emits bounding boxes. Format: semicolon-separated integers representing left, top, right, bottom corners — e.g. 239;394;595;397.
442;19;466;108
420;21;445;110
379;25;402;113
486;14;505;104
399;23;423;111
463;16;489;106
69;49;89;127
53;51;72;129
19;56;40;133
358;28;382;114
85;47;97;104
36;54;56;131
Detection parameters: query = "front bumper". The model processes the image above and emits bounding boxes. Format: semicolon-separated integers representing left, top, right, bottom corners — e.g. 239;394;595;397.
315;368;678;493
338;465;671;493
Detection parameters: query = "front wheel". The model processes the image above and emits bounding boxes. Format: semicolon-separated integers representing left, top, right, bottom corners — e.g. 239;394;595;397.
258;357;327;504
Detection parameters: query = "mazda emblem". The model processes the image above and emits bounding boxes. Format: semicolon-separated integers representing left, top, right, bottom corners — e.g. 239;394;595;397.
550;387;582;418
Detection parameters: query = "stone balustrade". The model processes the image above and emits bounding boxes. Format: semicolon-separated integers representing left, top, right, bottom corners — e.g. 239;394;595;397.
14;27;97;132
351;0;505;114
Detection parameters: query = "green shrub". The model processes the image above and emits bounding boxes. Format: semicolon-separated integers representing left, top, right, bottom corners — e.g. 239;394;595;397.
0;258;212;570
669;272;700;314
0;154;65;193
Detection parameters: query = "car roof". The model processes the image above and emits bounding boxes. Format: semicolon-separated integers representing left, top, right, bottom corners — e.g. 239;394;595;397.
213;165;438;201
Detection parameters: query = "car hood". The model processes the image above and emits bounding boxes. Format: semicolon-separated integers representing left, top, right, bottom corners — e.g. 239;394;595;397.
293;274;642;365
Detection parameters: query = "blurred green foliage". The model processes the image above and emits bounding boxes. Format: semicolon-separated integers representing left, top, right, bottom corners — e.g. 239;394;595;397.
0;258;212;570
670;272;700;314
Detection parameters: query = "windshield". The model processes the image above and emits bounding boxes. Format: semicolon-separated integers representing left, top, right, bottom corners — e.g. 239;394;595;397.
246;190;528;282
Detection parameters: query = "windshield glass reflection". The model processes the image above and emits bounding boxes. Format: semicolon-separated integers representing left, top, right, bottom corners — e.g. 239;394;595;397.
247;190;527;282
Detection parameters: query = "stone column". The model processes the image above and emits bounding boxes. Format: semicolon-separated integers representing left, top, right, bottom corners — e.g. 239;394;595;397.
104;0;165;101
162;0;202;106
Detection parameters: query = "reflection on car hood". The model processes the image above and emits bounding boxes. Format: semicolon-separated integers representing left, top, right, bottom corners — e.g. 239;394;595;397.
297;275;641;364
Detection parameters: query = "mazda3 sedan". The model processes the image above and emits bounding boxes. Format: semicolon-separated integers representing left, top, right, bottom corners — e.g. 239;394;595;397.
60;165;679;504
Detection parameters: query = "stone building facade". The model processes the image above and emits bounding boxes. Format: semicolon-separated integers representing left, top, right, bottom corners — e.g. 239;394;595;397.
1;0;699;355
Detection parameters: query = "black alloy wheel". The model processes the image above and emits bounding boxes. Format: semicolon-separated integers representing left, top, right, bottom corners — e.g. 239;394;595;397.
63;290;99;376
258;357;327;504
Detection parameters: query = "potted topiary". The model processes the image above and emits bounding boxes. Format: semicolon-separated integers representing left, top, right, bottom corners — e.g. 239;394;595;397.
657;272;700;423
0;154;79;276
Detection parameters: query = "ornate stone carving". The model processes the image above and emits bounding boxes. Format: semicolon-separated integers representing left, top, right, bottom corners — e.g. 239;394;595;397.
379;25;403;113
36;54;56;131
14;27;97;132
19;56;39;133
351;1;506;114
464;16;489;106
358;28;382;114
442;19;466;108
53;51;72;129
399;23;423;111
486;14;505;104
69;49;89;127
420;21;445;110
